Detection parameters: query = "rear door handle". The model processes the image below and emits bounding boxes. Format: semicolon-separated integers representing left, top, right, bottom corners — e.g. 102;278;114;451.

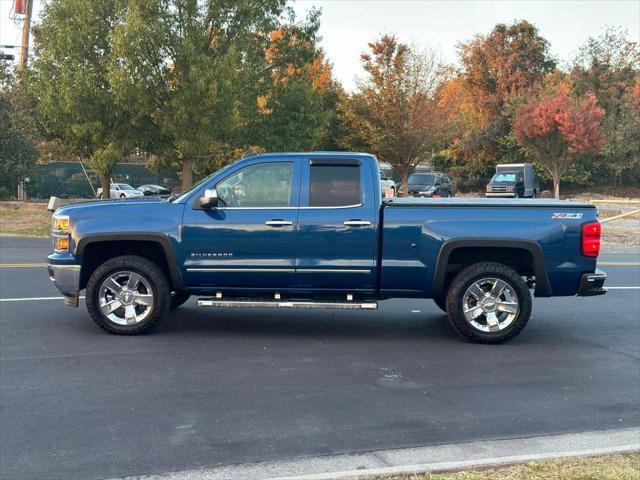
265;220;293;226
343;220;371;226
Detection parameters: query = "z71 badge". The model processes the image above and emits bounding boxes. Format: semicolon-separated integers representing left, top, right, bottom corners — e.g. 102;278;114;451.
552;212;583;219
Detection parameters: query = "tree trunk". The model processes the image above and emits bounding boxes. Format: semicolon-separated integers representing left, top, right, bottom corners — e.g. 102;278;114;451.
401;172;409;196
182;155;193;192
100;173;111;199
552;173;561;200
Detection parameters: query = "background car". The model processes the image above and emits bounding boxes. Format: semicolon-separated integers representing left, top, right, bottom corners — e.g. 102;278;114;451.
97;183;145;199
137;184;171;197
486;163;539;198
380;173;396;197
406;172;454;197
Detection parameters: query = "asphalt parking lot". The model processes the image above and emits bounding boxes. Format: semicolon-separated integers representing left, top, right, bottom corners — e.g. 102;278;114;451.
1;236;639;480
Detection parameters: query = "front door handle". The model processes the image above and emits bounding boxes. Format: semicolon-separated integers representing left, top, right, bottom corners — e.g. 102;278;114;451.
265;220;293;226
343;220;371;226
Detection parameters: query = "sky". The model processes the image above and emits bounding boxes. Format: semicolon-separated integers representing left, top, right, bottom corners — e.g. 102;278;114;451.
2;0;639;90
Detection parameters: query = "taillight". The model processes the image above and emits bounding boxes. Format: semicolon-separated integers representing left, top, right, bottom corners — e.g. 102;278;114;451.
582;221;601;257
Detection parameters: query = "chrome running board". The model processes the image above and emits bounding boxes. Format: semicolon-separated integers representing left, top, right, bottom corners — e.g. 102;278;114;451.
197;299;378;310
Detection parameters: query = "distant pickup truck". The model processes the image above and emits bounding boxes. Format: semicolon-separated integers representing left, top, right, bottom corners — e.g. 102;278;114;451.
48;152;606;344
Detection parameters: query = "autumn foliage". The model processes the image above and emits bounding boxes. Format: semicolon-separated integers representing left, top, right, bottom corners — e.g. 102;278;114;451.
514;83;605;198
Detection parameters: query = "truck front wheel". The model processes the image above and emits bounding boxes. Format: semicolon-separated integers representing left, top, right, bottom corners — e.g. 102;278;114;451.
445;262;531;344
86;255;171;335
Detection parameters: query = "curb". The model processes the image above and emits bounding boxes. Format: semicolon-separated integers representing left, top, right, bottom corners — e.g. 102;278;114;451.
117;427;640;480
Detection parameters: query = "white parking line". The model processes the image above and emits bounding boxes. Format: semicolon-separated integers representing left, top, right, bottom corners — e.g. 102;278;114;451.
606;286;640;290
0;296;85;302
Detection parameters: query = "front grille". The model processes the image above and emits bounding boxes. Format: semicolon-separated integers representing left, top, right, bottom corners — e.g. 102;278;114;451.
489;186;508;192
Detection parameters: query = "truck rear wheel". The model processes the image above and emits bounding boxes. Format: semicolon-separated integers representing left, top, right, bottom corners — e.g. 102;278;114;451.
86;255;170;335
445;262;531;344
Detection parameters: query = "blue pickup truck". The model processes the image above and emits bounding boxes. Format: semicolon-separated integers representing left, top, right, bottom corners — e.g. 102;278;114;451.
48;152;606;343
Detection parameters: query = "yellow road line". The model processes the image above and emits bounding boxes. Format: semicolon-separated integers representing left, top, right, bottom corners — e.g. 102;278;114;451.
0;263;48;268
598;261;640;266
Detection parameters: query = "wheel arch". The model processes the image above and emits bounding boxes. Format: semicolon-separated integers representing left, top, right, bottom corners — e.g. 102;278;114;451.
76;233;182;291
432;238;551;298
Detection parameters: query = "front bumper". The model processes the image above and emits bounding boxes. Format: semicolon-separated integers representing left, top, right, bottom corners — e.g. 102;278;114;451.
485;192;516;198
577;269;607;296
47;263;81;307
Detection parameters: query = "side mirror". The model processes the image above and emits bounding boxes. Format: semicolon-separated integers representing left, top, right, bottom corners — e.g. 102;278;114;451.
199;188;218;209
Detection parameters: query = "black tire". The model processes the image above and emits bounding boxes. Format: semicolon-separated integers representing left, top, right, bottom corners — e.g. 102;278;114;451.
445;262;531;344
433;294;447;313
98;193;103;199
120;193;126;199
170;291;191;310
86;255;170;335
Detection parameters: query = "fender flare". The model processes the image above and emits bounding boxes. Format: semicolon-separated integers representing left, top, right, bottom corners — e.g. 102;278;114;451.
75;233;183;289
432;238;551;298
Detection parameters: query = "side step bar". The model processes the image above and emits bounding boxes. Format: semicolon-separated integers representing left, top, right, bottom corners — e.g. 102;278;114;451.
197;299;378;310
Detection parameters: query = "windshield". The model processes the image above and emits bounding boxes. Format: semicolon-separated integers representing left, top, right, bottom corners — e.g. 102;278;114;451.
115;184;136;190
408;174;436;185
492;173;517;182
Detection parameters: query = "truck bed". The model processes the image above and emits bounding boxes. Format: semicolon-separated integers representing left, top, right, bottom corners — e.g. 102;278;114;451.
379;197;599;298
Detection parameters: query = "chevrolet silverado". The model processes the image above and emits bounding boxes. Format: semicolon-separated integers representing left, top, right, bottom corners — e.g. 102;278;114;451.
48;152;606;343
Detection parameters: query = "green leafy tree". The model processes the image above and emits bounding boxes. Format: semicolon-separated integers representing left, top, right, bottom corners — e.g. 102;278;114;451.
234;9;335;153
110;0;286;191
30;0;134;199
571;27;640;185
0;64;38;199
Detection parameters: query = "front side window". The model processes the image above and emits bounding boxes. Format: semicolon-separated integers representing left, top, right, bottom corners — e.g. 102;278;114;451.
309;164;361;207
216;162;293;207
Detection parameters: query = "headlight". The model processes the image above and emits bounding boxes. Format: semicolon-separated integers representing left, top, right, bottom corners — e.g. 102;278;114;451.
52;214;70;253
53;215;69;232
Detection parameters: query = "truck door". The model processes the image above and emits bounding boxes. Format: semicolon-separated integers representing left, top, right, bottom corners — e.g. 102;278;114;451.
295;158;378;293
181;159;301;289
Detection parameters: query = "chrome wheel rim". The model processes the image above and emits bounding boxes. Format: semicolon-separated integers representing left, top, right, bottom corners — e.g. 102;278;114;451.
462;277;519;332
98;271;154;325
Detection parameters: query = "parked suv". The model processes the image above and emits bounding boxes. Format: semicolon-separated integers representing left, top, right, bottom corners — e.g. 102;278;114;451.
407;173;453;197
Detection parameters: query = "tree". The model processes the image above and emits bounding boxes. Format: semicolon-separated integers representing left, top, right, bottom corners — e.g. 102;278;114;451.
236;9;335;153
571;27;640;185
0;63;38;199
30;0;132;199
601;76;640;184
443;21;556;186
514;82;605;199
337;35;443;194
110;0;286;191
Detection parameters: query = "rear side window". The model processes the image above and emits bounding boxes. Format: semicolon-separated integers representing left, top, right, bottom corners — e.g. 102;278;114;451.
309;164;361;207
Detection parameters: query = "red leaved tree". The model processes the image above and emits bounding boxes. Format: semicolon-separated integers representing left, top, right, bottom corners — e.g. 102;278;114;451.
514;83;605;199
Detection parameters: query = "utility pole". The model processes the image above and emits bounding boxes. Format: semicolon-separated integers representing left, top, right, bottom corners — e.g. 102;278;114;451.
19;0;34;68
